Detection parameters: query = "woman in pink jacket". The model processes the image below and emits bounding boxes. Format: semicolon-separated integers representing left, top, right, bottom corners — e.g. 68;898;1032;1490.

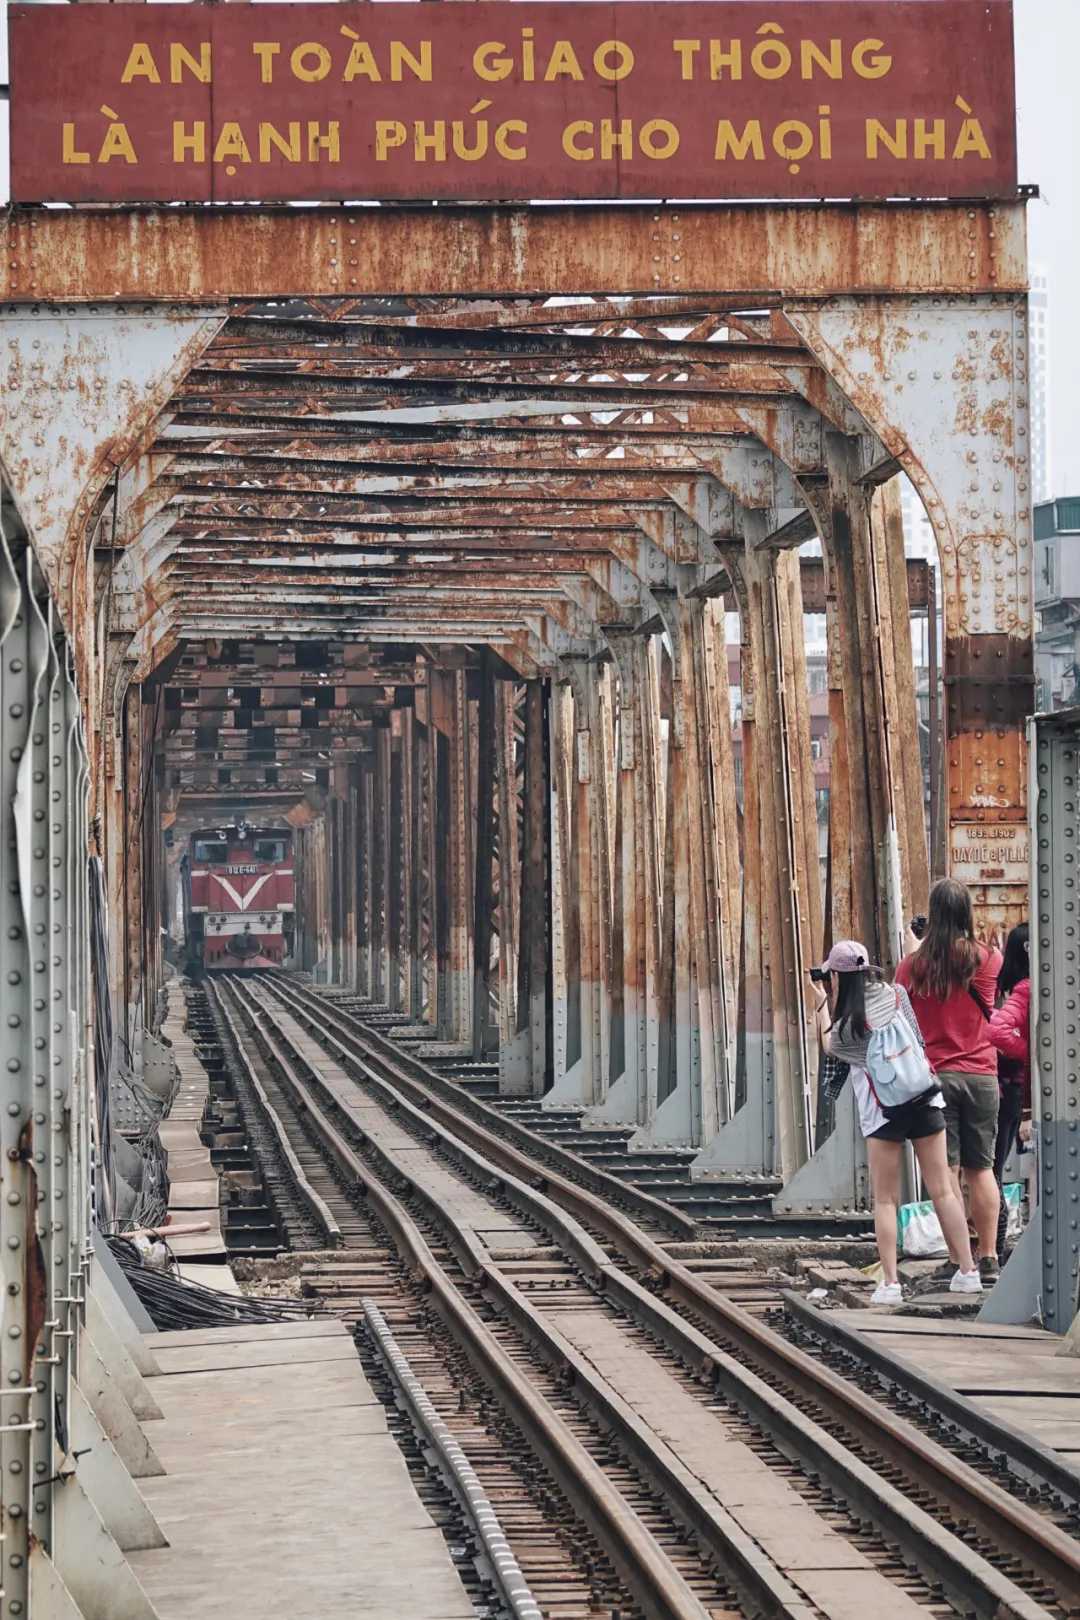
987;923;1030;1265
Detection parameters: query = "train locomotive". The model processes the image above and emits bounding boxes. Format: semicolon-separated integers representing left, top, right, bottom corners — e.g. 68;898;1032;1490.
181;821;294;972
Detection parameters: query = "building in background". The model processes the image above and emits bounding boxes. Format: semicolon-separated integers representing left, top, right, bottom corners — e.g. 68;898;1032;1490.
899;477;937;564
1034;497;1080;709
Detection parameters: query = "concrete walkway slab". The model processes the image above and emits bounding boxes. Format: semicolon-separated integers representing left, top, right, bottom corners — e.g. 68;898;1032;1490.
128;1318;474;1620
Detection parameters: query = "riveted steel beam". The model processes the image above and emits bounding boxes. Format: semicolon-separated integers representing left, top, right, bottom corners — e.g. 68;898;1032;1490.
0;204;1024;302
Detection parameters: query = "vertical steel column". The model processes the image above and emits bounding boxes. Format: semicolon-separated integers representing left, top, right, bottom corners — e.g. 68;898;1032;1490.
471;661;496;1056
701;598;741;1119
494;682;520;1054
357;763;374;998
549;681;573;1088
992;713;1080;1329
594;664;617;1096
774;562;825;971
822;537;854;945
547;659;606;1106
0;516;92;1612
871;481;931;924
926;564;947;880
417;716;438;1027
654;623;687;1126
327;797;343;985
434;722;451;1036
788;297;1034;941
372;730;391;1005
399;713;419;1020
502;680;549;1095
641;637;667;1121
22;564;62;1559
386;719;404;1013
1029;713;1080;1332
0;528;37;1613
824;435;895;965
447;670;474;1046
588;632;658;1130
66;654;93;1340
339;770;358;989
693;543;811;1179
813;466;926;971
648;592;731;1146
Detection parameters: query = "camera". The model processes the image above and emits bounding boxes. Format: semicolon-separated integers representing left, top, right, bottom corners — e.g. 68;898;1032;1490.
910;914;928;940
809;966;830;984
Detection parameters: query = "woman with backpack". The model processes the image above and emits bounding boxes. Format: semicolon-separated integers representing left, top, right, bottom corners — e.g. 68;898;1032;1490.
813;939;981;1306
896;878;1004;1283
987;922;1031;1266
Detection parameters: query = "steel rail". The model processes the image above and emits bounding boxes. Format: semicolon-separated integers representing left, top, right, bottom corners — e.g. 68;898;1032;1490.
277;979;701;1238
210;975;751;1620
231;973;1072;1616
362;1300;543;1620
207;980;343;1246
781;1289;1080;1497
236;967;1032;1618
258;971;1080;1610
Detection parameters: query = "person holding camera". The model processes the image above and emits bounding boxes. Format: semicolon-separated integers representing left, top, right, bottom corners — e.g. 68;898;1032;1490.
896;879;1003;1284
812;939;980;1306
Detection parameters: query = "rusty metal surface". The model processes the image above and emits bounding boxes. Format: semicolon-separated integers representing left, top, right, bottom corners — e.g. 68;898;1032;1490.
9;1;1017;204
0;202;1026;301
0;127;1033;1203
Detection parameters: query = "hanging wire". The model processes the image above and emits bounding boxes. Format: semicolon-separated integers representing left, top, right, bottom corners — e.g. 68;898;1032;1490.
107;1236;322;1332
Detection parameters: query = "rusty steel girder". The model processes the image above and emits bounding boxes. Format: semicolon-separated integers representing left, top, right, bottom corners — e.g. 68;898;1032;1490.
0;189;1034;1199
0;203;1022;301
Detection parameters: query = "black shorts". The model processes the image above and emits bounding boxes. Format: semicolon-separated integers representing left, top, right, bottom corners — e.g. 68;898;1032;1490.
868;1099;946;1143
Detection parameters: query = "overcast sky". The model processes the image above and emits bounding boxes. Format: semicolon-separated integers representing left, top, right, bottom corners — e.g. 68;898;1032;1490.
0;0;1076;494
1014;0;1080;495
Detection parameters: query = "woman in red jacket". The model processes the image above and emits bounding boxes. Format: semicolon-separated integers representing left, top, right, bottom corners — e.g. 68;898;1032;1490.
896;878;1003;1282
987;923;1030;1265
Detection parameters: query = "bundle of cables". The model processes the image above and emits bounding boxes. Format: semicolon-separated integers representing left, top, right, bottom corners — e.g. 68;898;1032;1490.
108;1236;323;1332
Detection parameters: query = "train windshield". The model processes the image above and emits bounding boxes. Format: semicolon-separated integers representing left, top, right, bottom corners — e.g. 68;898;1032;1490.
191;831;289;864
193;834;228;862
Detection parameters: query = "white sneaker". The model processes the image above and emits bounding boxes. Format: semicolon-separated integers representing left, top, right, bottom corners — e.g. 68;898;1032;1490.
870;1281;903;1306
949;1269;984;1294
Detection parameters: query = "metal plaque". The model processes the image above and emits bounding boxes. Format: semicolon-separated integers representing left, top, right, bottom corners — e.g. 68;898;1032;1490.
949;820;1029;885
7;1;1017;204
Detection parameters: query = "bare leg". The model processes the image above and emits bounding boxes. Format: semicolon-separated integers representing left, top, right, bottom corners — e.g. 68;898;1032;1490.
965;1166;1001;1260
915;1133;975;1273
948;1165;973;1262
867;1138;903;1285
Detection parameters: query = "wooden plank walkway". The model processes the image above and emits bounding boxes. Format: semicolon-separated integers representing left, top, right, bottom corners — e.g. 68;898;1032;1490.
160;985;228;1260
128;1318;475;1620
828;1310;1080;1462
543;1305;932;1618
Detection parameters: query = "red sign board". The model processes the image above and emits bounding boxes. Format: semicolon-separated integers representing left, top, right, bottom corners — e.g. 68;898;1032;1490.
7;1;1016;204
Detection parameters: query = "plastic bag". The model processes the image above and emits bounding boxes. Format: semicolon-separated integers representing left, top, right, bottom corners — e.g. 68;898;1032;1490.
898;1199;947;1258
899;1183;1024;1257
1003;1181;1023;1239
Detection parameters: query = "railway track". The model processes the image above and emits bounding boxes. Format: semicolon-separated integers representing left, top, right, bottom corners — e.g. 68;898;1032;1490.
202;970;1080;1620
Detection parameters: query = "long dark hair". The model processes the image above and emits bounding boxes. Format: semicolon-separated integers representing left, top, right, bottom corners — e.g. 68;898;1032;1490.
833;968;880;1041
998;922;1029;998
908;877;982;999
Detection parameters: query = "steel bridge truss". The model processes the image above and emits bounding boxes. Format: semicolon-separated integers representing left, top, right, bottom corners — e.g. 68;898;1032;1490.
0;189;1044;1609
0;203;1034;1185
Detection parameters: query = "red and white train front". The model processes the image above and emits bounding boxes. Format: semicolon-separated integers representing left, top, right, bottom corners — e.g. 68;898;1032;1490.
184;824;294;971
